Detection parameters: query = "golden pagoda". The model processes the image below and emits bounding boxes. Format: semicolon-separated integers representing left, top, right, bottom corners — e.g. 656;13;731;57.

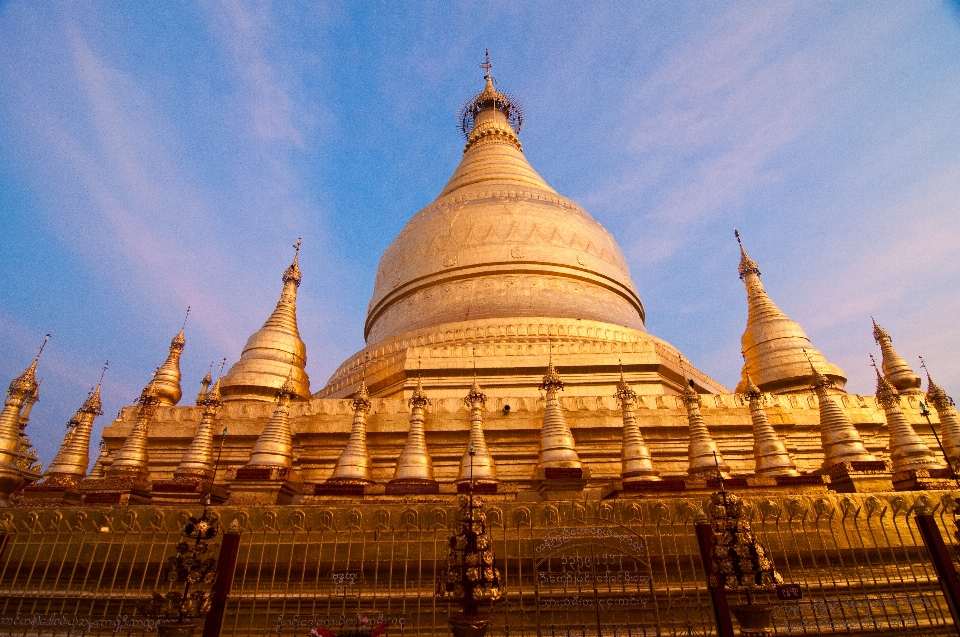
219;239;311;401
6;55;960;636
735;230;846;394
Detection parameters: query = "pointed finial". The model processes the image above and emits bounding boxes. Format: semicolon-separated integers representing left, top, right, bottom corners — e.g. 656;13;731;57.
540;342;563;392
871;316;890;343
742;371;762;401
82;361;107;414
283;238;303;286
197;363;214;405
206;361;226;406
98;360;108;388
9;333;50;396
803;348;830;389
410;373;429;409
278;369;296;399
921;356;955;408
171;310;188;349
872;352;900;406
734;229;761;280
36;333;51;362
352;377;372;413
480;49;492;79
869;352;881;376
615;359;636;406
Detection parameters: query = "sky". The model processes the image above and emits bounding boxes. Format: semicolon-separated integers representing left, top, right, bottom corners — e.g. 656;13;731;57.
1;1;959;468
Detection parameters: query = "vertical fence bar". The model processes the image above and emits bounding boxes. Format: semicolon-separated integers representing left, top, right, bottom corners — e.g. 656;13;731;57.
694;522;734;637
915;513;960;634
203;522;242;637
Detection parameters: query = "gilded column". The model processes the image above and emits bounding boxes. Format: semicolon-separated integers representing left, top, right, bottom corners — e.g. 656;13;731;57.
329;380;374;483
457;377;498;484
810;364;877;471
42;371;105;486
245;377;295;469
175;374;223;481
616;370;658;483
0;335;49;502
873;358;942;473
924;367;960;468
743;373;798;477
535;361;582;473
108;381;160;481
392;377;436;483
873;319;922;395
682;380;730;478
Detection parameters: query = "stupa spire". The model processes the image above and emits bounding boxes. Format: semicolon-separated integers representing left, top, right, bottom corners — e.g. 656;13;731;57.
872;318;922;395
0;334;50;502
742;371;798;477
221;239;310;401
921;357;960;467
152;310;188;406
734;230;846;395
244;372;296;469
871;354;942;473
329;379;374;483
392;375;436;483
196;364;213;404
805;352;877;471
88;439;109;479
457;371;498;484
440;53;553;196
682;376;730;479
108;373;161;481
176;362;226;480
42;362;107;486
616;363;659;482
534;350;582;474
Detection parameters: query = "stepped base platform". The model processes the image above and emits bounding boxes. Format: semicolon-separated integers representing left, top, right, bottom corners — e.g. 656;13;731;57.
79;476;153;505
151;477;229;505
227;466;303;505
825;461;894;493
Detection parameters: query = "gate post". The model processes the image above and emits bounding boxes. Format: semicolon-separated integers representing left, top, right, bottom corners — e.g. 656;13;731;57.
694;522;735;637
202;520;242;637
914;512;960;634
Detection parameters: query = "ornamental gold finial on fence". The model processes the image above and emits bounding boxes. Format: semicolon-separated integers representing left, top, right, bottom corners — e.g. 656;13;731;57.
709;487;783;637
142;508;220;637
441;490;503;637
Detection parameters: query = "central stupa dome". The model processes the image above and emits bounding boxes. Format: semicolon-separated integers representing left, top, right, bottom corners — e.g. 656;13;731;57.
364;73;645;345
320;63;727;400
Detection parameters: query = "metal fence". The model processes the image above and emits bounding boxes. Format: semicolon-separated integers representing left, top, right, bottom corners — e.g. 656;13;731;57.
0;492;957;637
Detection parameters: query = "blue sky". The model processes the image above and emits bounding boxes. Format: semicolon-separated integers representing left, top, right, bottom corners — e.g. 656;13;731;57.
2;1;959;468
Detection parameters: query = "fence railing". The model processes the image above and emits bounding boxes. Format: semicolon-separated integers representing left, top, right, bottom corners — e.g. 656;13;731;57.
0;492;957;637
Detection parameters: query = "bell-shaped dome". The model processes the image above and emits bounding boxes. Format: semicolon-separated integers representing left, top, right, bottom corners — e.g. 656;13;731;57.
364;72;645;345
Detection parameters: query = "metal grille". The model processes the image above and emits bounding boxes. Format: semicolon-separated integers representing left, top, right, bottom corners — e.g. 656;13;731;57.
0;492;956;636
0;508;183;635
726;493;956;635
